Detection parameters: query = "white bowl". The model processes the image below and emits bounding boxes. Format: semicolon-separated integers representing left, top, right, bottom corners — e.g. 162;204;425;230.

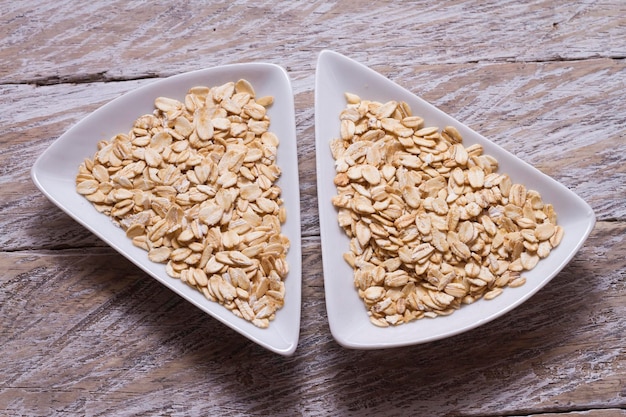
32;63;302;356
315;50;595;350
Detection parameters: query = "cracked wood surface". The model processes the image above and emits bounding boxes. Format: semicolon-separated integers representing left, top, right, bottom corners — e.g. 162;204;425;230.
1;1;625;416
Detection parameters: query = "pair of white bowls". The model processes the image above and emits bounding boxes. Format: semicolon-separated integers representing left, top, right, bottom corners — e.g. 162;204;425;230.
32;50;595;356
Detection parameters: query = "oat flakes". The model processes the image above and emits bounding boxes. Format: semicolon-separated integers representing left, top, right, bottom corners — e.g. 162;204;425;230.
330;93;562;327
76;80;289;328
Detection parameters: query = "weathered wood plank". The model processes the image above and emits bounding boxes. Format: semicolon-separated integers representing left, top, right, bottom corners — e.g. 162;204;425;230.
1;0;625;415
1;222;624;416
527;412;626;417
1;0;624;84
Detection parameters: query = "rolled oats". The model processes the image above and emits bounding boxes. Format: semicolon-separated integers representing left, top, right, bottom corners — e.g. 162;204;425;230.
331;93;562;327
76;80;289;328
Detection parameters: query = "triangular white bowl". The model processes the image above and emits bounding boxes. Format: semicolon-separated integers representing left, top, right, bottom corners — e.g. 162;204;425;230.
315;50;595;349
32;63;302;356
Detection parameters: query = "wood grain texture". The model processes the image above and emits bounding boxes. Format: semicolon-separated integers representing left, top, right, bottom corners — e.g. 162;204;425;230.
2;225;625;416
1;0;624;83
1;0;625;416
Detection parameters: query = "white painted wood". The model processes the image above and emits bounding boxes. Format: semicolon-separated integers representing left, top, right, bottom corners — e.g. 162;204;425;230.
1;0;625;415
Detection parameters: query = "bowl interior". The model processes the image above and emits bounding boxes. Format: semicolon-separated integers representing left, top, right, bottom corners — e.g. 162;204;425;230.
315;50;595;349
32;63;302;356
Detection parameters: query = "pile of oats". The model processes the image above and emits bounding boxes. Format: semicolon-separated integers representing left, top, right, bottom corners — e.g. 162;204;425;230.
76;79;289;328
330;93;563;327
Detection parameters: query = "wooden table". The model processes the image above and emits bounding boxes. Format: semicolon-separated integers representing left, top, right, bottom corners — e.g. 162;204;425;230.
2;1;625;415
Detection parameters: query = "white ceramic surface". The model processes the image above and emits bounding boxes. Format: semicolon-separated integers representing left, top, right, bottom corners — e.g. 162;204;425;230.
32;63;302;356
315;50;595;350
